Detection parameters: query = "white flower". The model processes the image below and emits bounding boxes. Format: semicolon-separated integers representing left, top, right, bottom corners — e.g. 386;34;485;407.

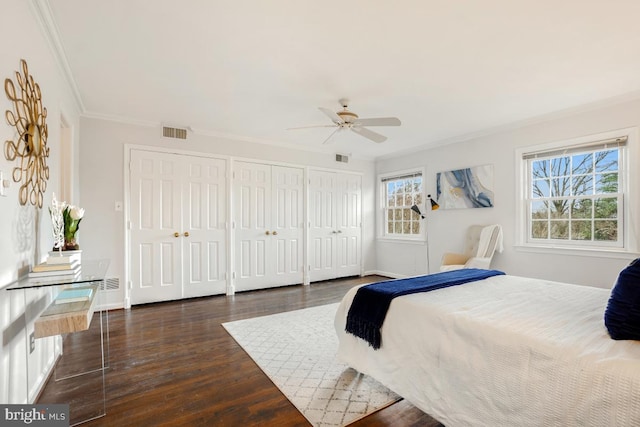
70;206;85;220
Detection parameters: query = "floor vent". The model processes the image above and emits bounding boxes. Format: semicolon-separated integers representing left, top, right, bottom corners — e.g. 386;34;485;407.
335;153;349;163
162;126;188;139
104;277;120;291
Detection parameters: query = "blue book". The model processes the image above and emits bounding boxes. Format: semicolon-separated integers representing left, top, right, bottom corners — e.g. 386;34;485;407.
55;288;93;304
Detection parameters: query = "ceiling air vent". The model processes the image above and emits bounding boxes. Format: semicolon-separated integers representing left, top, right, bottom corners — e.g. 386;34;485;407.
335;153;349;163
162;126;188;140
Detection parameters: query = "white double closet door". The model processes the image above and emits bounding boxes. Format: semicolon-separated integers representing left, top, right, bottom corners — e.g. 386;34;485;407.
308;170;362;282
233;162;304;292
129;150;227;305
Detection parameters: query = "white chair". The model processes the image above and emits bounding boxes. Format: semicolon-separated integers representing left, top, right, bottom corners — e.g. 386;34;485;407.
440;224;503;271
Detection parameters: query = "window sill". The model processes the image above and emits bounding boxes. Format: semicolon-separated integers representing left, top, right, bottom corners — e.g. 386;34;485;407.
377;238;427;245
514;244;639;260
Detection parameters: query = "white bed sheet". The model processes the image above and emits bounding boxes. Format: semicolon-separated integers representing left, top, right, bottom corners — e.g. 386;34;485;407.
335;275;640;426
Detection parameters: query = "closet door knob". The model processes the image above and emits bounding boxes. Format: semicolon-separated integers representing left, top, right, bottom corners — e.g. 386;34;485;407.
272;231;278;236
183;232;190;237
265;231;271;235
337;230;342;233
174;232;180;238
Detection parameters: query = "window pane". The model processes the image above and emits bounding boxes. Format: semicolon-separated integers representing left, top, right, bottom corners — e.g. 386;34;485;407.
571;221;592;240
550;178;570;197
387;193;395;207
571;199;592;219
532;160;548;179
402;208;411;221
550;221;569;239
596;173;618;193
414;193;423;205
550;200;569;219
594;198;617;219
532;179;550;198
572;153;592;174
404;194;413;206
550;157;570;177
394;222;402;233
531;200;548;219
412;221;420;234
388;222;394;234
571;174;593;196
595;150;618;172
531;221;548;239
387;209;393;220
594;220;617;241
394;209;402;220
396;194;403;207
403;222;411;234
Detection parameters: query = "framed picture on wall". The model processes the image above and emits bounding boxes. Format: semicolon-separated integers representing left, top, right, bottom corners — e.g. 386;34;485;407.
436;164;494;209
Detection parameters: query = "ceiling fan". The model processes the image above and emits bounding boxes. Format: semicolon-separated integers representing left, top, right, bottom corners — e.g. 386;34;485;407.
288;98;401;144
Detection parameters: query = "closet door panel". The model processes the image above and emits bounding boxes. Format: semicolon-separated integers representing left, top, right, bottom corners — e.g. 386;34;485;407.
271;166;304;285
308;170;337;282
234;162;272;291
182;155;227;298
336;173;362;277
130;151;183;304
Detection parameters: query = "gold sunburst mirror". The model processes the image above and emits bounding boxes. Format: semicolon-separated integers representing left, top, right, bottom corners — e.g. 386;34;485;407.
4;59;49;208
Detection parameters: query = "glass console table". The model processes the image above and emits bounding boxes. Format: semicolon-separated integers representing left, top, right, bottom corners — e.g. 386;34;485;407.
7;259;110;426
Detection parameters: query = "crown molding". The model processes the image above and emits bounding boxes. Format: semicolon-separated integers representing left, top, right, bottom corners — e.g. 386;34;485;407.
29;0;85;114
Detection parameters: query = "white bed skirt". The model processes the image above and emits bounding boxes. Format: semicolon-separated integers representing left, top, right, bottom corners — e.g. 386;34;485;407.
334;275;640;426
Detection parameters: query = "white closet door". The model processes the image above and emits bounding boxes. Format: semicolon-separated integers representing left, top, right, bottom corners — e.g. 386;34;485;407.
234;162;303;292
130;150;227;305
336;173;362;277
234;161;272;291
130;150;183;304
271;166;304;286
182;156;227;298
308;170;337;282
308;170;362;282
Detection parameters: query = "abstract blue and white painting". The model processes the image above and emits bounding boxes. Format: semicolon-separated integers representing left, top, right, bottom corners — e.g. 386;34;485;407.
436;164;494;209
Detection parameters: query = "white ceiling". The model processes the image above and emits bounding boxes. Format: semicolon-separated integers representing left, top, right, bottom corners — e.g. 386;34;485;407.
45;0;640;159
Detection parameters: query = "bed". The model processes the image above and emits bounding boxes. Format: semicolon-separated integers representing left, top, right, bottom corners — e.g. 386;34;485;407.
334;272;640;426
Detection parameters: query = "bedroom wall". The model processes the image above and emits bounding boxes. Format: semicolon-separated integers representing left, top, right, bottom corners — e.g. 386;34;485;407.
0;0;82;403
375;97;640;289
78;117;377;308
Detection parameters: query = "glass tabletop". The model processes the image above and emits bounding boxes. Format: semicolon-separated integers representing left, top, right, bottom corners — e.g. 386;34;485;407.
6;259;111;290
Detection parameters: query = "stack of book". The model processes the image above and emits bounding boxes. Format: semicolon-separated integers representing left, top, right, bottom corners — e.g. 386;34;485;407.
29;251;82;281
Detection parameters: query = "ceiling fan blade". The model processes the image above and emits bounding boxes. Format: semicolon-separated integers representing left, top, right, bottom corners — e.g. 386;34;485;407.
286;124;336;130
318;107;344;125
351;126;387;143
353;117;401;127
322;128;341;145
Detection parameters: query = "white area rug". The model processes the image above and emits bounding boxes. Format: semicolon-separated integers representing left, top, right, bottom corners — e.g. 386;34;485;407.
222;303;400;427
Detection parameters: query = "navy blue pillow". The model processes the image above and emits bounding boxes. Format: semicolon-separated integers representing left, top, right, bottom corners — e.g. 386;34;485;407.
604;258;640;340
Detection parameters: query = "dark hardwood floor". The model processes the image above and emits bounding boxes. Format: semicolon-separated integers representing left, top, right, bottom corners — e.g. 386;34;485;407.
37;276;443;426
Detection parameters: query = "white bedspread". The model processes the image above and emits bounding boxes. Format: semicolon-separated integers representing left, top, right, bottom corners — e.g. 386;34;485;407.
334;275;640;426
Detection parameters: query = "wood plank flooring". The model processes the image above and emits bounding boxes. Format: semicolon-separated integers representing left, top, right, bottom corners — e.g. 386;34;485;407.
37;276;444;426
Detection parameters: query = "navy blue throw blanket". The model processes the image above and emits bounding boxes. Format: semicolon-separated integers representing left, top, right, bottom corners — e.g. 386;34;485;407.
345;268;505;349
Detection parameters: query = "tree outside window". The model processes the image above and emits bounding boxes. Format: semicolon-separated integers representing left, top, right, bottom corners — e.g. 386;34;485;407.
529;148;621;245
383;173;423;237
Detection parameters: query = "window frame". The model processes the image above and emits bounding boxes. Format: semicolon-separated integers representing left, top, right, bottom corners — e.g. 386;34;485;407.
515;128;639;258
378;168;426;242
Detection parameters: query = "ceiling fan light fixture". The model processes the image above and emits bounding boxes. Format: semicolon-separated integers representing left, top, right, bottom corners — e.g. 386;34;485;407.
337;110;358;123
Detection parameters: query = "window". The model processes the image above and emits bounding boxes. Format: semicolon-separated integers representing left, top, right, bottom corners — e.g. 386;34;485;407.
523;136;626;248
381;171;423;238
